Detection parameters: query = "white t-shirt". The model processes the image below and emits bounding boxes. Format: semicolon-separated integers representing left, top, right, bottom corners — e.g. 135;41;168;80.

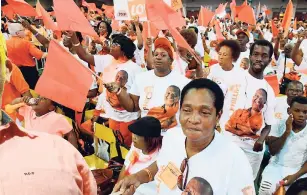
151;127;255;195
299;39;307;66
234;50;250;68
134;40;145;67
124;144;159;175
269;119;307;168
172;54;188;75
207;64;247;129
223;72;276;150
274;95;288;120
129;70;190;132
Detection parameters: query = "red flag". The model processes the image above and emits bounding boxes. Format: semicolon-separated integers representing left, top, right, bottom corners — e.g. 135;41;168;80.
198;6;215;27
35;40;93;112
265;9;271;16
271;20;278;37
53;0;98;37
237;5;256;25
6;0;37;17
264;75;280;96
215;3;228;15
281;0;293;37
36;1;58;30
235;0;247;17
2;5;15;20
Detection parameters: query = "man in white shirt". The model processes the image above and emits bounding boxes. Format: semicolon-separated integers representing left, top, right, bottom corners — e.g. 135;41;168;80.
235;29;251;68
260;96;307;195
275;81;304;120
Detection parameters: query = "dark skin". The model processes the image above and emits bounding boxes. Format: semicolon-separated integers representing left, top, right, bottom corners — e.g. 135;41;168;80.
112;88;222;195
286;83;304;106
248;44;273;152
237;32;249;52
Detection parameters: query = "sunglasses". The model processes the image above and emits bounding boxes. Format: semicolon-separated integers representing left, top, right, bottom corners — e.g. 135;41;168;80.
177;158;189;191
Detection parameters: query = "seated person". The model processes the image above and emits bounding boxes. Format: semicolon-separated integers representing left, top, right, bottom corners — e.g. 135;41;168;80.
9;96;77;146
118;116;162;181
259;96;307;195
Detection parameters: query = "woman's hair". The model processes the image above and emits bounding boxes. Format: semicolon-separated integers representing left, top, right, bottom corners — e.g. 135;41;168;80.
97;21;112;39
111;34;136;59
145;136;163;154
180;29;198;48
217;40;241;62
180;79;225;114
286;178;307;195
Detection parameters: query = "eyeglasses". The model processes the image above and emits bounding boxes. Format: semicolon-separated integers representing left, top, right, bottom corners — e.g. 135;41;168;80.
177;158;189;191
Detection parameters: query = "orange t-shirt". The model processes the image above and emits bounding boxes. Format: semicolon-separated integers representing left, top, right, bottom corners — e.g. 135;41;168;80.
147;104;179;129
6;36;43;67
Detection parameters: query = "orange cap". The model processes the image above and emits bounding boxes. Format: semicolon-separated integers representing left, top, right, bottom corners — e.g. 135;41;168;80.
154;37;174;60
236;29;250;39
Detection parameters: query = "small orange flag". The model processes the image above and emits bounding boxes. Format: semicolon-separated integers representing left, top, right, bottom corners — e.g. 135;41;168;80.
215;20;225;40
271;20;278;37
198;6;215;27
215;3;228;15
2;5;15;20
111;19;120;31
53;0;98;38
171;0;183;11
6;0;37;17
281;0;293;37
230;0;236;20
102;4;115;19
36;1;58;31
237;5;256;25
235;0;247;17
264;75;280;96
293;17;297;30
35;40;93;112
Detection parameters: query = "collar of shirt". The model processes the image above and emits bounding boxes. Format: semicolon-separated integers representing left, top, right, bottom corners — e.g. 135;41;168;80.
31;110;55;120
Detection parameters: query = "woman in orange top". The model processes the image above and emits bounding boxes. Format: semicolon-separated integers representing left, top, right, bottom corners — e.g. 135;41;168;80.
225;89;267;138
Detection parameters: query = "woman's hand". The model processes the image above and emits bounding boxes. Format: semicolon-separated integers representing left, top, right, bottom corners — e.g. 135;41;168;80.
282;174;299;186
112;174;141;194
104;82;120;93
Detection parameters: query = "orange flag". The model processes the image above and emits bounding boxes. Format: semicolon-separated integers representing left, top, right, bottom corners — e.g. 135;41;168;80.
235;0;247;17
230;0;236;20
264;75;280;96
146;0;185;30
111;19;120;31
102;4;115;19
6;0;37;17
215;3;228;15
35;40;93;112
281;0;293;37
198;6;215;27
36;1;58;31
237;5;256;25
2;5;15;20
215;20;225;40
53;0;98;38
293;18;297;30
142;21;159;40
271;20;278;37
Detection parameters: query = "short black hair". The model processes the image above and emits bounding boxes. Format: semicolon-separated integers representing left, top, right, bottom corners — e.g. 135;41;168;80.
250;39;274;58
217;40;241;61
111;34;136;59
286;178;307;195
97;21;112;39
180;79;224;114
191;177;213;195
188;26;199;34
286;80;304;91
132;23;143;32
290;96;307;107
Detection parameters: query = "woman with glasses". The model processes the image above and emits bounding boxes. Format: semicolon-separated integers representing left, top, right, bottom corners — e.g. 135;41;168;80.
104;37;190;134
112;79;255;195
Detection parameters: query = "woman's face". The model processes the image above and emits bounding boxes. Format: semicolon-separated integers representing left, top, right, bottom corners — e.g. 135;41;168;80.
252;90;266;112
110;42;122;59
32;96;54;116
218;46;233;67
180;88;220;142
153;47;172;73
99;22;107;36
132;134;147;152
164;87;179;106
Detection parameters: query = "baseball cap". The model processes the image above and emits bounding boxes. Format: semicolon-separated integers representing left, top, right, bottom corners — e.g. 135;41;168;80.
236;29;250;39
128;116;161;138
154;37;174;60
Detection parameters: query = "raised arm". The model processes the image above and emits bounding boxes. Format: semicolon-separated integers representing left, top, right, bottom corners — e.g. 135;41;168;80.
21;20;50;48
291;32;305;66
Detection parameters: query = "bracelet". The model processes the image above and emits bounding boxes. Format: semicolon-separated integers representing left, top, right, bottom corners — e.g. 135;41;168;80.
143;168;152;182
34;32;39;37
116;88;122;95
72;42;81;47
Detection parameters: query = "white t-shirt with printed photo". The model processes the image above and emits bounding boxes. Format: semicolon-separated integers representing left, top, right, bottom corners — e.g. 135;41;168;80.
274;95;288;121
234;50;250;68
134;40;145;67
136;127;255;195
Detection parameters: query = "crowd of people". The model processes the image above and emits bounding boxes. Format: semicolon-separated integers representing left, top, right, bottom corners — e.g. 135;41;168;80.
1;0;307;194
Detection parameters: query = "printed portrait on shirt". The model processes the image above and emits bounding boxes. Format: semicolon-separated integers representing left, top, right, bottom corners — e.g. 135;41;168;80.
181;177;213;195
106;70;128;111
225;88;267;138
147;85;180;130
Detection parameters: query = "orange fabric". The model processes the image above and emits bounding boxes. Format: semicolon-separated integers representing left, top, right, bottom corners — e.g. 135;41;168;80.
293;18;297;30
102;4;115;19
53;0;98;38
6;0;37;17
35;40;93;112
215;3;228;15
281;0;293;37
2;5;15;20
171;0;183;10
230;0;236;20
36;1;58;31
271;20;278;37
109;119;135;146
197;6;215;27
147;104;179;130
81;119;93;134
237;5;256;25
225;108;262;139
6;37;43;67
215;20;225;40
264;75;280;96
106;90;125;111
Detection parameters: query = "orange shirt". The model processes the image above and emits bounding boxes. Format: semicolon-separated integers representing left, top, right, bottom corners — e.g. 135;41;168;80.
6;36;43;67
